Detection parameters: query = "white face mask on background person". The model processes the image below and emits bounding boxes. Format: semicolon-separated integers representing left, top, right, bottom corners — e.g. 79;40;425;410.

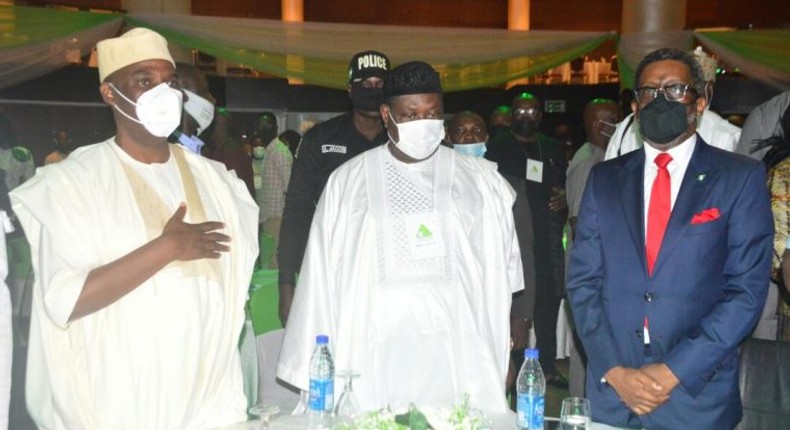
176;131;205;154
110;82;183;138
598;119;617;139
453;141;487;158
252;145;266;159
388;113;445;160
183;89;215;136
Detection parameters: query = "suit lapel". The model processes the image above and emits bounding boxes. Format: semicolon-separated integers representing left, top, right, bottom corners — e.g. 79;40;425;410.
617;150;648;277
652;138;719;275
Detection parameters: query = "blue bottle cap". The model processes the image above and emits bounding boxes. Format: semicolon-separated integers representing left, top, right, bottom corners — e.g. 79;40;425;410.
524;348;539;359
316;334;329;345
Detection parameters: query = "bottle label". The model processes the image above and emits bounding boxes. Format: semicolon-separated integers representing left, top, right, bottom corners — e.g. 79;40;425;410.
308;377;334;412
517;393;544;429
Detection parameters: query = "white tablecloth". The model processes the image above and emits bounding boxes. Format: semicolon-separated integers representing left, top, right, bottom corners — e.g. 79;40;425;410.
215;415;636;429
213;411;518;429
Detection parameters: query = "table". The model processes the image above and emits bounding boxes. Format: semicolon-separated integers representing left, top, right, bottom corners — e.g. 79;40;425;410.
213;414;633;429
213;412;518;429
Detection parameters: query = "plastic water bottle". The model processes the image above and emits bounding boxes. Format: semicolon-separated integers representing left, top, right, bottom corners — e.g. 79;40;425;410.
517;348;545;430
308;334;335;422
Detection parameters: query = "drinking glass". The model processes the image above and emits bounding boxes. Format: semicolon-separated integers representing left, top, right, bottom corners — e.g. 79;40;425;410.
560;397;591;430
249;403;280;429
334;370;361;423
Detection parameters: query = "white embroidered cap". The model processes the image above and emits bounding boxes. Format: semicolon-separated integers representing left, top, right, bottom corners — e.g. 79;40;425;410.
97;27;175;82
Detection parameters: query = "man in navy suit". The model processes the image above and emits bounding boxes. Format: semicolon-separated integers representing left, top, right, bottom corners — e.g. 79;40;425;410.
567;48;773;429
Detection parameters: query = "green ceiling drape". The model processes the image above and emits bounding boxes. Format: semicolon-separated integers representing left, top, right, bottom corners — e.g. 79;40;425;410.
126;13;614;91
0;6;122;89
1;5;788;92
695;29;790;90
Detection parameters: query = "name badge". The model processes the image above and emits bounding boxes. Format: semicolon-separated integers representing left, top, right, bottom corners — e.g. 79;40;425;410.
321;144;347;154
526;159;543;183
404;211;445;260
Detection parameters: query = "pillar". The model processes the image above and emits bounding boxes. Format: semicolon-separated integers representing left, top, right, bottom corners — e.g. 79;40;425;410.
622;0;686;34
507;0;530;86
282;0;304;84
282;0;303;22
619;0;689;88
121;0;192;63
508;0;529;31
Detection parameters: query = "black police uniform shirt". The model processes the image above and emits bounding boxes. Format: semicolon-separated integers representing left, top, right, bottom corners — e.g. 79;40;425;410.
278;112;387;285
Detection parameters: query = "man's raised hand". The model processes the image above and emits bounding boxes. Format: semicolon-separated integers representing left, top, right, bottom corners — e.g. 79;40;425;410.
161;204;230;261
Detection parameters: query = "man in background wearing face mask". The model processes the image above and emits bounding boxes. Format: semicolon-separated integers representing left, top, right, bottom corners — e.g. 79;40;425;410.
566;99;620;239
489;105;513;139
277;50;390;326
10;28;259;430
604;46;740;161
449;110;537;404
486;92;569;388
172;63;216;155
567;48;771;429
448;110;489;158
278;62;523;417
563;98;620;398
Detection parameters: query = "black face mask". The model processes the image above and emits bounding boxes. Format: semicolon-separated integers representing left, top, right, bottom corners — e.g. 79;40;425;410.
512;120;539;137
350;86;384;112
639;96;693;144
489;125;510;137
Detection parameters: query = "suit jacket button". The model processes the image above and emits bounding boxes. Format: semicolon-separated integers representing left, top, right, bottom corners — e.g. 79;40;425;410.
644;292;653;302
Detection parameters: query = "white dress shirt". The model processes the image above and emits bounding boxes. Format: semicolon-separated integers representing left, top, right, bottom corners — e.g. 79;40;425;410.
643;134;697;238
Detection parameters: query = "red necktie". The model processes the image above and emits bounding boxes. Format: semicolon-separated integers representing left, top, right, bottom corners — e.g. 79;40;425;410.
646;153;672;276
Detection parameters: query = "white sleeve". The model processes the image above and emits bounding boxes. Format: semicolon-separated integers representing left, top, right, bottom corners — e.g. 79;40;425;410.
11;171;97;329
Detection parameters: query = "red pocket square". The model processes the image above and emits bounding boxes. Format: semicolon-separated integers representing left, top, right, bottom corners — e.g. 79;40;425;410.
691;208;720;224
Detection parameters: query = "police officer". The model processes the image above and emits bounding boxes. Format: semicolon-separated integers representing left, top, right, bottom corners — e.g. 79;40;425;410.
278;51;390;325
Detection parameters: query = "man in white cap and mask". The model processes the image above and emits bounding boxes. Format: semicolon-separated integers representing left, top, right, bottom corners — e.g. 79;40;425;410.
10;28;258;430
172;62;216;155
605;46;741;160
277;61;523;416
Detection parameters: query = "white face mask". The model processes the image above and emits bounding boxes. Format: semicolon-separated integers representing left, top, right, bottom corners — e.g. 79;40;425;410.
453;141;487;158
252;146;266;159
177;132;205;154
110;82;183;138
183;89;215;136
388;113;445;160
598;119;617;139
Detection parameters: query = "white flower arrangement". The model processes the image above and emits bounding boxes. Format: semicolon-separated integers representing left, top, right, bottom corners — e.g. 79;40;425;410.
338;395;491;430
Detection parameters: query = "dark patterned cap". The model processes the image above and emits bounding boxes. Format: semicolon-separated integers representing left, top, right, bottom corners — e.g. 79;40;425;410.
348;50;390;83
383;61;442;99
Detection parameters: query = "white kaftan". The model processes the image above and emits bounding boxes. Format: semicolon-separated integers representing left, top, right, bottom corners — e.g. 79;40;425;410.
277;145;523;414
10;139;259;430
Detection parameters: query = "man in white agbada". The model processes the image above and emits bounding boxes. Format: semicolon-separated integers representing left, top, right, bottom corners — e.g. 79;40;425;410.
605;46;741;160
10;28;258;430
277;61;523;414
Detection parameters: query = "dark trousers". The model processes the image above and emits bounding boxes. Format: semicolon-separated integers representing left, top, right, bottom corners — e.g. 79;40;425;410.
534;293;563;375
